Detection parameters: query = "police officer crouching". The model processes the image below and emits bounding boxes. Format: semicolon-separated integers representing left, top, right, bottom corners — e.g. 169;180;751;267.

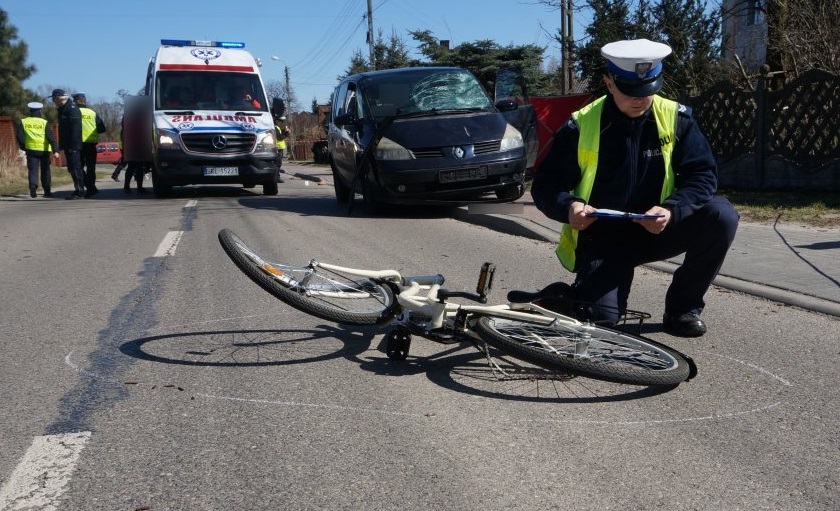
16;102;59;198
532;39;740;337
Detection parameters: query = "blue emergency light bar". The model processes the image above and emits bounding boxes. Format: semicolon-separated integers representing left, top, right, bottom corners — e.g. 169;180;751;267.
160;39;246;49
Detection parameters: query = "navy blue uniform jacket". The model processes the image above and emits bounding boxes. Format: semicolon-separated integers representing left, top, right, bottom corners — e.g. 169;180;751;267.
532;95;720;253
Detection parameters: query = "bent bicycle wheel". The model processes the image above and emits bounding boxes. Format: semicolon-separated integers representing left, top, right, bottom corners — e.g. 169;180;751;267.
475;316;691;386
218;228;398;325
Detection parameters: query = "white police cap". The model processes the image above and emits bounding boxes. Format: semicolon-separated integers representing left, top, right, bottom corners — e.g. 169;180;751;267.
28;101;44;110
601;39;672;97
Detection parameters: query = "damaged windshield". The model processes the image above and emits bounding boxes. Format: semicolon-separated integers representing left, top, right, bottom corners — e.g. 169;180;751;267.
361;68;493;119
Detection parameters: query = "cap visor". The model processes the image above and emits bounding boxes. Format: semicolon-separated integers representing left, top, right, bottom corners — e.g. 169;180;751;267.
613;74;663;97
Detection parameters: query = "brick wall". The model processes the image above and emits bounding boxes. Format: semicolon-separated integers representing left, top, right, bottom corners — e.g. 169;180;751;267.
0;116;17;157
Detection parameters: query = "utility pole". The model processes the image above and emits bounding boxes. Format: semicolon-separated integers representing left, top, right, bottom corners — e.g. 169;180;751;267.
284;65;294;160
560;0;574;94
367;0;375;70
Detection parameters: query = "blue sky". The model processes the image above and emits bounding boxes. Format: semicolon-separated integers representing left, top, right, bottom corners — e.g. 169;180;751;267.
7;0;584;111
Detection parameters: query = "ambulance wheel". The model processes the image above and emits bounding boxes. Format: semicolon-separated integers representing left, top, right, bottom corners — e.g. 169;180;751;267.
152;173;172;198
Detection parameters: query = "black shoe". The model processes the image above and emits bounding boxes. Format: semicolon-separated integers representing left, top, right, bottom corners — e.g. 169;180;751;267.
44;192;53;198
30;189;37;198
65;194;84;200
111;174;119;182
137;187;147;194
663;312;707;337
124;187;131;194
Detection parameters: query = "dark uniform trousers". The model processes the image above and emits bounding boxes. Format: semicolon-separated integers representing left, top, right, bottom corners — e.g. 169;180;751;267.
64;149;85;196
26;152;52;194
81;142;99;192
573;195;740;324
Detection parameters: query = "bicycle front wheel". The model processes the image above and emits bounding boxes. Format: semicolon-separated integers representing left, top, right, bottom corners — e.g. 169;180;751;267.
475;316;691;386
218;228;398;325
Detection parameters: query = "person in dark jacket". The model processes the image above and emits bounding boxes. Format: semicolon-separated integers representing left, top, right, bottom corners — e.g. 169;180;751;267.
531;39;739;337
51;89;86;199
15;102;59;198
73;93;107;196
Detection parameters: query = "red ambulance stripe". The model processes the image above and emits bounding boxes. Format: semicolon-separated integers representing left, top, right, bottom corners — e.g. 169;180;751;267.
159;64;255;72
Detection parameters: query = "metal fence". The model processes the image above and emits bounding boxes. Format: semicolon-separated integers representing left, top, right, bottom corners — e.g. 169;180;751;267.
684;69;840;191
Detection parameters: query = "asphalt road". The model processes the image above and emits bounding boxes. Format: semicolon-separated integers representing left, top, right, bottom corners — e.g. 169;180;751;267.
0;176;837;510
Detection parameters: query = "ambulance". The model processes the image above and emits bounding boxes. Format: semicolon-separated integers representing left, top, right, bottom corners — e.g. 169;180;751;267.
139;39;284;197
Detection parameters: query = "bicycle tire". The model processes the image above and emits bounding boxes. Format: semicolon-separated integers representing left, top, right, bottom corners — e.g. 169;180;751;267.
218;228;399;325
475;316;691;386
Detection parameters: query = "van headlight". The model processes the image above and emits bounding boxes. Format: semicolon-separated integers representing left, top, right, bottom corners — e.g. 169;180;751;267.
257;131;276;151
376;137;413;160
158;131;175;145
499;124;524;152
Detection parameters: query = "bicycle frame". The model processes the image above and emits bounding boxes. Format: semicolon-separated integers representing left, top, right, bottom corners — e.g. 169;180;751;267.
312;260;585;337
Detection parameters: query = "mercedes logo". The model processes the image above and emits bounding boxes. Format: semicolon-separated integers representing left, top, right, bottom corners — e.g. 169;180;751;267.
211;135;228;150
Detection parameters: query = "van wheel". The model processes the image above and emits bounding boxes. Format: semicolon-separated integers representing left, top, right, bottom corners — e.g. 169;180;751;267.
152;172;173;198
332;165;351;204
263;181;278;195
496;184;523;201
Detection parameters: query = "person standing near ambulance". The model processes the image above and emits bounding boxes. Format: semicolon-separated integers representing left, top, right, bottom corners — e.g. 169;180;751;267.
274;114;290;181
15;101;59;198
73;93;106;196
532;39;739;337
51;89;86;199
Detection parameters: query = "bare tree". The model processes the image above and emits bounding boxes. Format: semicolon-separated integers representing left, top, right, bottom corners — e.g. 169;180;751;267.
772;0;840;76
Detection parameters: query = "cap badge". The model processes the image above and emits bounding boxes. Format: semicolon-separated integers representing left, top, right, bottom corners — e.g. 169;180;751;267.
635;62;653;78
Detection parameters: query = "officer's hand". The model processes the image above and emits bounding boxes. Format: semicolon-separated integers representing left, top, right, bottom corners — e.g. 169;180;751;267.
568;201;597;231
635;206;671;234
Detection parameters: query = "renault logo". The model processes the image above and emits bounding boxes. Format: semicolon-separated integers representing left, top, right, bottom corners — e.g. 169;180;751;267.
211;135;228;150
453;146;465;159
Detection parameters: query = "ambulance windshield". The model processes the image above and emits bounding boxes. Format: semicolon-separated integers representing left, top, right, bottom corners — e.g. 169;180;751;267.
156;71;268;112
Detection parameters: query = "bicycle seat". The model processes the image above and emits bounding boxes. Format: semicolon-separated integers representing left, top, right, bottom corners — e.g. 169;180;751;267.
507;281;575;315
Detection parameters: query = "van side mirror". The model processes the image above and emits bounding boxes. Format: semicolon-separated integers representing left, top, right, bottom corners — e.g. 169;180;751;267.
333;112;357;127
495;99;519;112
271;97;286;118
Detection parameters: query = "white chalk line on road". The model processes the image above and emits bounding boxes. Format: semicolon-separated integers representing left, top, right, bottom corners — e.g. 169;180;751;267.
0;431;92;511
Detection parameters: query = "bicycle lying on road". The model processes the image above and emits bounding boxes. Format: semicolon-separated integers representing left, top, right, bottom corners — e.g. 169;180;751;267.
218;228;695;387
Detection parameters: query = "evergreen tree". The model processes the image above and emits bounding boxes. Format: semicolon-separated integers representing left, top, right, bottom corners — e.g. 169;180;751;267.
0;8;38;117
575;0;634;97
648;0;721;96
408;30;551;96
574;0;720;97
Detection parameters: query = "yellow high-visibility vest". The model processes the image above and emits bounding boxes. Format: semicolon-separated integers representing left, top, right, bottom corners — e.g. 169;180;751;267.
555;95;678;271
79;107;100;143
21;117;52;152
275;125;287;150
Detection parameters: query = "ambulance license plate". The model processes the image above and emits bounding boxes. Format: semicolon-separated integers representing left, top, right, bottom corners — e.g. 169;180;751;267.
203;166;239;176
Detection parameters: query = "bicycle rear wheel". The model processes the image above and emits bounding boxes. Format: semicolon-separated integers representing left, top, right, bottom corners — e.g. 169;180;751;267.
475;316;691;386
218;228;398;325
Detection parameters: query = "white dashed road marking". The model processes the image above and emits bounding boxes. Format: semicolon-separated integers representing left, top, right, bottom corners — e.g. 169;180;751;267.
153;230;184;258
0;431;91;510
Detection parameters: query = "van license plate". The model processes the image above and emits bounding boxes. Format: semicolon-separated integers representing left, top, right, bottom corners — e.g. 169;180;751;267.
203;166;239;176
439;167;487;183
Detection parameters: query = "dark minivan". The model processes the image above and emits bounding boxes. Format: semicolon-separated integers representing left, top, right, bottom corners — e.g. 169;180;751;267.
327;66;537;208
